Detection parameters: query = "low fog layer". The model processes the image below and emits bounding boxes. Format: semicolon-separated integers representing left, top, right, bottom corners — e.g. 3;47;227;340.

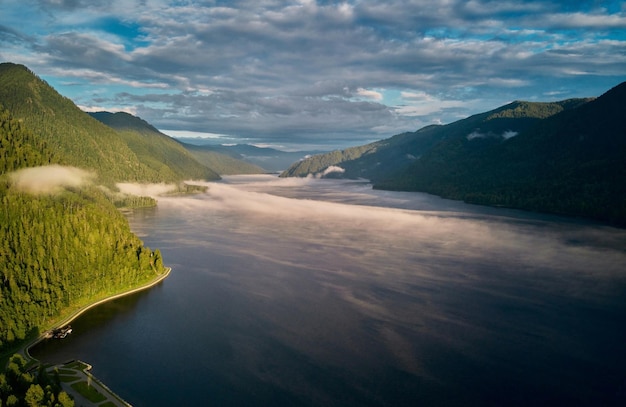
71;174;626;406
132;175;626;403
116;182;179;197
9;165;95;194
150;176;626;297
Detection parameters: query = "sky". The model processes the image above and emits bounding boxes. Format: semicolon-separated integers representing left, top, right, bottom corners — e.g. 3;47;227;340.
1;0;625;151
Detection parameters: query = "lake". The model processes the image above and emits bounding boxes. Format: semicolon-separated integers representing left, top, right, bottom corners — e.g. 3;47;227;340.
31;175;626;406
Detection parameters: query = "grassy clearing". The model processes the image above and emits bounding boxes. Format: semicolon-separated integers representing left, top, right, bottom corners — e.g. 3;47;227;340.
59;374;80;383
65;360;88;370
100;402;117;407
71;381;107;403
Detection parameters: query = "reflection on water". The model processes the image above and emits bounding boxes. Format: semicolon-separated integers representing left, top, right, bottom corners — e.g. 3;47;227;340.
32;175;626;407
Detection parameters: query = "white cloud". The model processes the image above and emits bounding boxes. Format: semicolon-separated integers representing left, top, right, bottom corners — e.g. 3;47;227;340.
319;166;346;178
541;12;626;28
467;131;486;140
116;182;178;197
467;130;518;140
395;92;466;117
9;165;95;194
356;88;383;101
162;130;232;140
80;105;137;115
502;130;518;139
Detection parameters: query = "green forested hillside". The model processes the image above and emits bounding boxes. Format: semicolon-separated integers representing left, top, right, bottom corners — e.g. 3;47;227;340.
377;82;626;225
0;106;58;172
0;183;164;347
0;106;166;351
89;111;221;180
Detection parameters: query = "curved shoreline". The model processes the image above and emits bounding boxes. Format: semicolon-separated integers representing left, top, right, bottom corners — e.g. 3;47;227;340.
23;266;172;360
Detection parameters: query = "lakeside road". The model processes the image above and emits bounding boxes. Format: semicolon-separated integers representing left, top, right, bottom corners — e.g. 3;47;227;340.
23;267;172;360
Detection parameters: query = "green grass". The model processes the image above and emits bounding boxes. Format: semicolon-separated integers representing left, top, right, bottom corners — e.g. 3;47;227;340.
58;375;79;383
65;361;88;370
100;402;117;407
56;368;77;375
71;381;107;403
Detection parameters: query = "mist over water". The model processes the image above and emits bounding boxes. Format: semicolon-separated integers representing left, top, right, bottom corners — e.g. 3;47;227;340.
32;175;626;406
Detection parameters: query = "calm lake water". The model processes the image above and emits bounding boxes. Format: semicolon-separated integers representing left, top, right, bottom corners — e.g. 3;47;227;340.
32;175;626;406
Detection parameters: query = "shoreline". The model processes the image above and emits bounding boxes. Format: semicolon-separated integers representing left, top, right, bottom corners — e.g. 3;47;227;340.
7;267;173;406
21;266;171;361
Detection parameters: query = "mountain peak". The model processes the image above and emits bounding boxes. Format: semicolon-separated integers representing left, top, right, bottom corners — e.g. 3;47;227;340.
88;111;160;134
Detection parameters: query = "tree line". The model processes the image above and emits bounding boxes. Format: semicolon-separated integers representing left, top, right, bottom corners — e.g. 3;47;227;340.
1;354;74;407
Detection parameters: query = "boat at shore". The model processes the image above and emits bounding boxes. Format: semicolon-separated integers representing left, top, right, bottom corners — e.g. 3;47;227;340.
49;326;72;339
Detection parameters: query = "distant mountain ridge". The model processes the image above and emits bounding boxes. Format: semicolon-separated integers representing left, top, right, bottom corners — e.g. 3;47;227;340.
179;141;325;172
282;83;625;225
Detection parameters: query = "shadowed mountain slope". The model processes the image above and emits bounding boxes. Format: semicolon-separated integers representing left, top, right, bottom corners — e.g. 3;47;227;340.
377;82;626;224
280;98;589;181
282;82;626;225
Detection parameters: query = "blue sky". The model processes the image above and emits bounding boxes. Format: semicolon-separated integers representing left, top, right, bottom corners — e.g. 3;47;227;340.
1;0;625;150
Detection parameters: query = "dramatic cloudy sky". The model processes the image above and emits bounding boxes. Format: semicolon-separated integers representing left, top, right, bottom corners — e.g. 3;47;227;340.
1;0;625;150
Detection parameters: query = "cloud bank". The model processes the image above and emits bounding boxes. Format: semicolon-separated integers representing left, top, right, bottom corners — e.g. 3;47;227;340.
154;176;626;287
467;129;519;140
9;165;95;195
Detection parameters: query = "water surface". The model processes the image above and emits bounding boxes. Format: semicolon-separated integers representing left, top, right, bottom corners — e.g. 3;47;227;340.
32;175;626;406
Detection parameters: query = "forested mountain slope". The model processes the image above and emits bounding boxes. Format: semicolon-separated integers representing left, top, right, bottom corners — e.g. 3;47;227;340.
90;111;264;175
89;111;220;180
377;82;626;225
0;106;166;352
0;63;211;184
282;82;625;225
280;98;588;180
